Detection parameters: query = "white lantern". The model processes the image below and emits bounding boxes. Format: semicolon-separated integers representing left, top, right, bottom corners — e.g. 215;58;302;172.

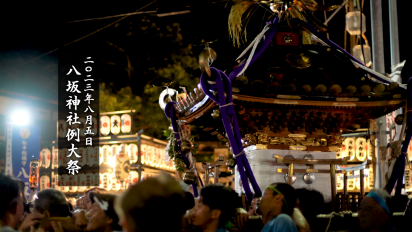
95;173;100;189
100;173;112;191
347;172;356;191
77;147;87;167
336;174;344;191
115;153;130;181
39;175;50;191
51;147;59;169
79;118;86;136
51;172;58;189
121;114;132;133
77;174;87;192
100;116;111;136
59;174;69;192
345;11;366;35
368;168;374;189
129;171;139;186
68;175;78;193
111;174;121;191
57;120;67;138
110;115;121;135
101;145;111;165
40;148;51;169
110;145;120;159
344;138;355;161
91;146;99;166
59;148;68;168
146;146;154;166
355;138;367;161
355;170;367;190
86;173;94;190
92;117;98;136
353;45;372;67
128;143;138;164
141;144;147;164
336;148;343;159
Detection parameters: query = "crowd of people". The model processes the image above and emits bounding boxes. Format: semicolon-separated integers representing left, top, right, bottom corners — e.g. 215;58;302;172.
0;172;397;232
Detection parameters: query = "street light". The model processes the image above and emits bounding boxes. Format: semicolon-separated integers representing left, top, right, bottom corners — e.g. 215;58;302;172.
11;110;30;125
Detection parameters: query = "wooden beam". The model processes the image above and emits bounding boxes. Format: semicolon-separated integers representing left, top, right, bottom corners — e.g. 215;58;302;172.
274;156;372;165
331;164;337;212
276;168;343;174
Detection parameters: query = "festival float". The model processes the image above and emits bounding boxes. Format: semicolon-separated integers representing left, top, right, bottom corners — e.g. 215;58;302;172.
159;0;411;213
37;110;176;205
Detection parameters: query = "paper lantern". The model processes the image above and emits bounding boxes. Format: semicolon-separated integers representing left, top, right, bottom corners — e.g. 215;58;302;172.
141;144;147;164
40;148;51;169
129;171;139;186
115;153;130;181
101;145;111;165
51;147;59;169
345;11;366;36
29;159;40;189
355;138;367;161
347;171;356;191
95;173;100;189
100;172;112;191
68;175;78;193
111;175;121;191
59;174;69;192
121;114;132;133
368;168;374;189
51;172;58;189
100;116;111;136
57;120;67;138
92;117;98;136
85;173;94;190
39;175;50;191
77;174;87;192
146;145;154;166
77;147;86;167
336;174;344;191
110;115;121;135
343;138;355;161
59;148;68;168
79;118;86;137
90;146;98;166
110;145;120;159
367;139;377;160
405;167;411;192
128;143;138;164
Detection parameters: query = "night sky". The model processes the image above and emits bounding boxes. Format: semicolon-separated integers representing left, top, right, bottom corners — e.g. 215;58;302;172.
0;0;411;102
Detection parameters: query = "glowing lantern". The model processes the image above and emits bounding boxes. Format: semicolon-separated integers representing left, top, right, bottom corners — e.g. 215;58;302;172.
58;174;69;192
100;116;110;136
146;146;154;166
100;172;112;191
355;138;367;161
110;145;120;159
347;171;356;191
129;171;139;186
128;143;138;164
111;174;121;191
29;159;40;190
343;138;355;161
115;153;130;181
40;148;51;169
336;174;344;191
39;175;50;191
51;172;58;189
110;115;121;135
68;175;78;193
77;174;87;192
141;144;147;164
51;147;59;169
121;114;132;133
101;145;111;165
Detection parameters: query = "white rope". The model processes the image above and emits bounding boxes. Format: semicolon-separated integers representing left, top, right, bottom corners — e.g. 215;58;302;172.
219;102;233;108
236;25;271;77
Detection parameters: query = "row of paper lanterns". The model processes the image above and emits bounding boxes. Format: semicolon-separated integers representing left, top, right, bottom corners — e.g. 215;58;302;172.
336;138;375;162
40;144;175;170
40;171;162;193
57;114;132;138
336;169;374;191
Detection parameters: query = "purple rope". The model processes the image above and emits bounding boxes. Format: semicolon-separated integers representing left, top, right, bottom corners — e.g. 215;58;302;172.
228;17;279;81
201;67;261;201
386;76;412;195
165;102;199;197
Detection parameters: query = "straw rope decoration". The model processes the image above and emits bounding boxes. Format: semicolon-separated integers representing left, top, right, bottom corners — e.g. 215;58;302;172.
228;1;254;48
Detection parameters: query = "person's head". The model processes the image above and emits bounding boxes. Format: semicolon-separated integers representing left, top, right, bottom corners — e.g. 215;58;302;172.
86;193;122;232
33;189;72;217
84;188;106;211
358;189;392;231
0;174;24;229
115;172;186;232
15;179;27;204
296;188;324;223
249;198;260;216
192;184;238;230
258;183;297;218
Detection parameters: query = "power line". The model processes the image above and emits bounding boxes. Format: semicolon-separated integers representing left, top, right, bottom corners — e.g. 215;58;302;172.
0;0;158;75
56;10;158;24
